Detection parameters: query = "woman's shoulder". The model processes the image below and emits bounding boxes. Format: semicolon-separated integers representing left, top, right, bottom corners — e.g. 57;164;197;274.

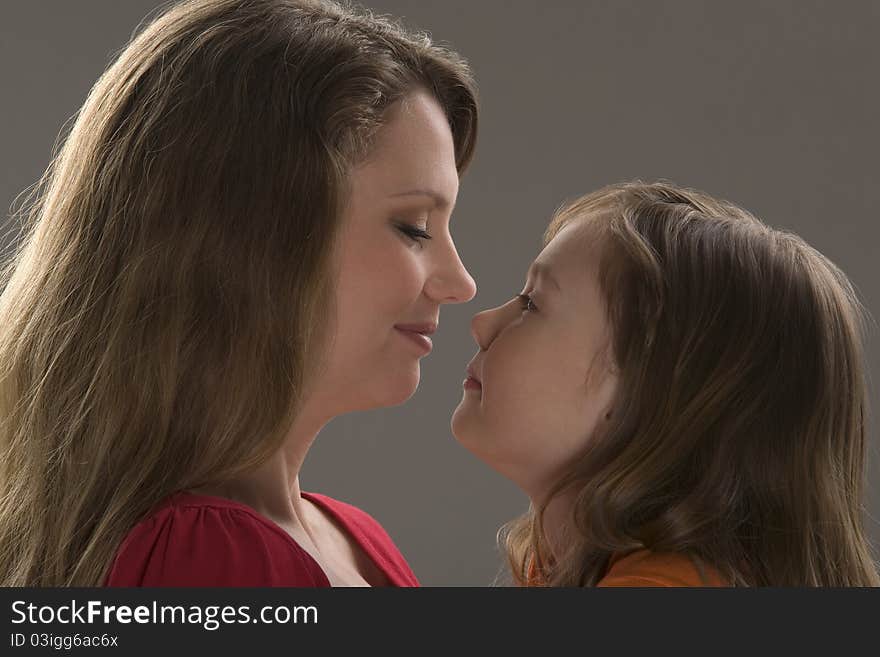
597;549;728;587
302;491;392;541
302;491;419;587
104;491;329;587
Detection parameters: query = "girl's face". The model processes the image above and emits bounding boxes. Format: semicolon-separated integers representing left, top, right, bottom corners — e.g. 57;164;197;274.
313;91;476;417
451;220;618;497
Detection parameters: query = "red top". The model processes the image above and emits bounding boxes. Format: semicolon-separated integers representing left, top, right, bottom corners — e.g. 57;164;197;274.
104;491;419;587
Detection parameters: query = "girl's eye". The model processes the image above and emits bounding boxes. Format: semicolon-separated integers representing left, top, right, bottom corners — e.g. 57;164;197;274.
396;223;433;245
517;293;538;313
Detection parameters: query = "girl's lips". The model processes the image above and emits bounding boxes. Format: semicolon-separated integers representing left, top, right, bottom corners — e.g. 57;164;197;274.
463;376;482;391
464;361;482;392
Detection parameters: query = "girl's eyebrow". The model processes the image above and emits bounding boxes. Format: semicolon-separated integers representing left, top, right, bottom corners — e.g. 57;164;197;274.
527;261;562;292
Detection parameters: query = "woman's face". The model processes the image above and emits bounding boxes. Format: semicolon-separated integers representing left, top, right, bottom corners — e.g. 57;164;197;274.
451;220;618;497
314;91;476;416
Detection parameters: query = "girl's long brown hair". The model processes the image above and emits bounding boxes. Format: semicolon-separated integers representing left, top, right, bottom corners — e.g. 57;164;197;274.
503;181;879;586
0;0;477;586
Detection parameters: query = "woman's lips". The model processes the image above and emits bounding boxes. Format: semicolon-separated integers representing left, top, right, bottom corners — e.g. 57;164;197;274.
395;327;433;354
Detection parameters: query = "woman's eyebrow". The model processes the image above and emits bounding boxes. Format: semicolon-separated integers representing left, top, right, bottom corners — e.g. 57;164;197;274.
390;189;454;211
527;261;562;292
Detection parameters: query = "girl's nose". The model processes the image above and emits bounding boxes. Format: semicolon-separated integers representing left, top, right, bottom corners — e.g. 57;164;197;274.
470;299;516;351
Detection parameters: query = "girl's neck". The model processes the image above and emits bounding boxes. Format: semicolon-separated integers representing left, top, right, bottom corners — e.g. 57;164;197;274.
531;488;578;564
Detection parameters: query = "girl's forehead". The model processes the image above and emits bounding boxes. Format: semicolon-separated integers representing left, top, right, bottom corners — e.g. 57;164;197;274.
531;227;604;312
541;219;601;271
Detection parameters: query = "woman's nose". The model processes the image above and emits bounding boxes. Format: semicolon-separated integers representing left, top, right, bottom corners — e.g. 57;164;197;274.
424;235;477;304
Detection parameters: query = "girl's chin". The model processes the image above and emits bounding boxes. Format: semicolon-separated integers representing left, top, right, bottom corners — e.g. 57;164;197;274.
450;404;482;444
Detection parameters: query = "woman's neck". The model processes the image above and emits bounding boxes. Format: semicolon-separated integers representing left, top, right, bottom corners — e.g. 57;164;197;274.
188;399;329;532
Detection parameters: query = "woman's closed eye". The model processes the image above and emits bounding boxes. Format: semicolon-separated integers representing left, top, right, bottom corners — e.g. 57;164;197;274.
517;293;538;313
395;222;433;246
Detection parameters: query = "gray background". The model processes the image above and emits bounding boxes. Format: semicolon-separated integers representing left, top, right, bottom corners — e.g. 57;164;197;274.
2;1;878;585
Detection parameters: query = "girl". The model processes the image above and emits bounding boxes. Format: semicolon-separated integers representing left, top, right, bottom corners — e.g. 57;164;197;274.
0;0;477;586
452;181;879;586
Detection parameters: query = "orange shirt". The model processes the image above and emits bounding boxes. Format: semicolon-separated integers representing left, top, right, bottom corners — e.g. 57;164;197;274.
597;549;727;587
527;549;728;587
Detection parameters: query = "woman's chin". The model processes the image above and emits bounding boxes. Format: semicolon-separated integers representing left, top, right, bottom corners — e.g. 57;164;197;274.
377;369;422;408
337;372;418;413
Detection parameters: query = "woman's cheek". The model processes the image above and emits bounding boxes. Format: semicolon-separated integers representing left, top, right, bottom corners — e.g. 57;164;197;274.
388;251;425;298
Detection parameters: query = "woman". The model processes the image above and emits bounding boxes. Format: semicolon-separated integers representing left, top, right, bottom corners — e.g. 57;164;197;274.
452;181;879;586
0;0;477;586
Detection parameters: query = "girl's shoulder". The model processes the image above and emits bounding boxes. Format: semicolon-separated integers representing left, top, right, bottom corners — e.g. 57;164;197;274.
104;491;329;587
597;549;728;587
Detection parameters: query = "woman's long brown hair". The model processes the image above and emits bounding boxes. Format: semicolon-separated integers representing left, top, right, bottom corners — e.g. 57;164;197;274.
503;181;879;586
0;0;477;586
